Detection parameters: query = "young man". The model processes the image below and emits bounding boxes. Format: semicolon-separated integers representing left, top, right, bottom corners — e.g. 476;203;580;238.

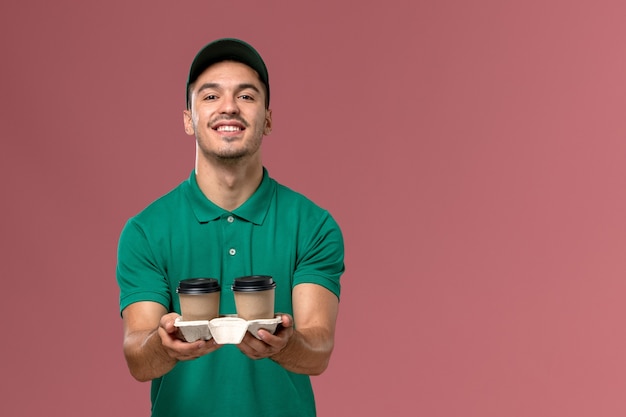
116;38;345;416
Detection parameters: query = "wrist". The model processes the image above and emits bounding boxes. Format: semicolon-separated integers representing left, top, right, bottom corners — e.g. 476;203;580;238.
270;328;298;363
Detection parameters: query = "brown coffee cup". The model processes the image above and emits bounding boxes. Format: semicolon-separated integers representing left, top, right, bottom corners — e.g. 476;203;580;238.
232;276;276;320
177;278;221;321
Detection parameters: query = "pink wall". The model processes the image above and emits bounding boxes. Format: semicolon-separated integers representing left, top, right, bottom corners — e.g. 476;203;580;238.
2;1;626;416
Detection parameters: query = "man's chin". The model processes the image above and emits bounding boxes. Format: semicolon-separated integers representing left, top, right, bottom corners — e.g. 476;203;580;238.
217;154;245;161
214;150;249;163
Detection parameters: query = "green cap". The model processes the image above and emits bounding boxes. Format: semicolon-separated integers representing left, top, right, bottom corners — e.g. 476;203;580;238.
186;38;270;108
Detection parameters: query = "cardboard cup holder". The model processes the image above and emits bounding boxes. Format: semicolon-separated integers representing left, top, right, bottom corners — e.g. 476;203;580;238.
174;315;282;344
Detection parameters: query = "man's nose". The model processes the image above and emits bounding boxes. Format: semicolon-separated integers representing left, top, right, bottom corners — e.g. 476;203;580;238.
218;95;239;114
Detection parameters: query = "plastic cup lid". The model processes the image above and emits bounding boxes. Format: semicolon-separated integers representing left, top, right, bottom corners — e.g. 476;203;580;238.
177;278;221;294
231;275;276;292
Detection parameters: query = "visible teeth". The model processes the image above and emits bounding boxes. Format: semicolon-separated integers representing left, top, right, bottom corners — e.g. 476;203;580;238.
217;126;241;132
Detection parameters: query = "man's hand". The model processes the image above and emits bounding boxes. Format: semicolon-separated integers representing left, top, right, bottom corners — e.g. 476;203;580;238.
236;314;294;360
158;312;223;361
122;302;222;381
234;283;339;375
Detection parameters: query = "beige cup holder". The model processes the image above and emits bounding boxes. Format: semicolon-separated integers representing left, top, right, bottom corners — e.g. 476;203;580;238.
174;315;282;344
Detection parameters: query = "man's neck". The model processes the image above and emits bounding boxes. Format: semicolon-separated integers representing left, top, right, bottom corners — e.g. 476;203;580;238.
195;157;264;212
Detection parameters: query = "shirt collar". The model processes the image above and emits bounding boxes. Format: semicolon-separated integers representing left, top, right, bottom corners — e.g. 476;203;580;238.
185;168;274;225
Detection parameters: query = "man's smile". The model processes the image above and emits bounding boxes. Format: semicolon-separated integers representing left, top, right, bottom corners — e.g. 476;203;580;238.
216;125;243;132
211;118;247;134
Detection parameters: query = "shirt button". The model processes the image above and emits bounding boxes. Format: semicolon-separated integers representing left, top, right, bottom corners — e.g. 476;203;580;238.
227;216;234;223
229;248;236;256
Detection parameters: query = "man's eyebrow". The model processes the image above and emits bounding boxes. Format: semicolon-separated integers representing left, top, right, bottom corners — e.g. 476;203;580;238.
196;83;261;94
197;83;220;93
236;83;261;93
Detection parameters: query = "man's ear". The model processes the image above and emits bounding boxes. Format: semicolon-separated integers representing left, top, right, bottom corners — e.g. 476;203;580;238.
264;109;272;135
183;110;195;136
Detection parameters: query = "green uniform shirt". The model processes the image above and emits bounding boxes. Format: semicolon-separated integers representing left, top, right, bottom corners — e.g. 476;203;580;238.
116;168;345;417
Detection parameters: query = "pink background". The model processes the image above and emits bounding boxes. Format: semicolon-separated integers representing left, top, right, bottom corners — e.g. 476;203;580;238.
2;1;626;416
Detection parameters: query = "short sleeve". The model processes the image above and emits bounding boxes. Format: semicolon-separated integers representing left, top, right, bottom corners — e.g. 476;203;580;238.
116;218;172;314
292;211;345;300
